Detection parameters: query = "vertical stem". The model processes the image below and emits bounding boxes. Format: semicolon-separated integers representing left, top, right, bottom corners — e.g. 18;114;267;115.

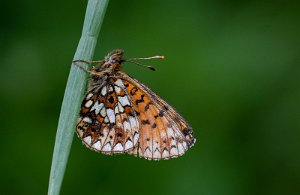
48;1;109;195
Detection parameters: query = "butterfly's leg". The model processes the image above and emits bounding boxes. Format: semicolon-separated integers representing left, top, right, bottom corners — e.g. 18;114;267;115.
72;61;92;74
73;60;105;73
73;59;105;64
73;61;108;78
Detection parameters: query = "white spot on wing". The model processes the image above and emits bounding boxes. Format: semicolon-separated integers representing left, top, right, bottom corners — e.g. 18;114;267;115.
118;102;124;113
170;147;179;156
85;100;93;108
153;150;161;159
144;148;152;158
129;116;139;130
86;93;93;99
102;143;112;151
114;86;121;94
123;121;130;132
178;143;185;155
125;139;133;150
118;95;130;106
113;142;123;151
108;86;113;92
83;136;92;145
92;141;101;150
114;104;119;114
91;101;104;114
115;79;125;88
104;116;109;123
133;132;139;145
83;117;92;123
100;107;106;117
101;86;107;96
107;108;116;123
162;150;169;158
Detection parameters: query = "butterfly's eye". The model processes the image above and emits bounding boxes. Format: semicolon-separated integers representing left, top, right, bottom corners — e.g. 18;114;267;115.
107;57;122;64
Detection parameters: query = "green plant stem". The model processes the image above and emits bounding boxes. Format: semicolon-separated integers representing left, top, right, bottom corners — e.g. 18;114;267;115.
48;1;109;195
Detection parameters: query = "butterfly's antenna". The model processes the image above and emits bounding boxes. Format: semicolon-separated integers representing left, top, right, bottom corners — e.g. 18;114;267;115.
126;60;156;71
124;55;164;71
125;55;165;61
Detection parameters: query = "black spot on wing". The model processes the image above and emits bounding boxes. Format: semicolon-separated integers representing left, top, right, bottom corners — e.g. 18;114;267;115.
151;123;157;129
130;87;138;95
141;119;150;125
144;102;151;111
135;94;145;105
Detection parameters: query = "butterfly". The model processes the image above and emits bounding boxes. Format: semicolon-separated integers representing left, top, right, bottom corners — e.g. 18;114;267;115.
74;49;195;160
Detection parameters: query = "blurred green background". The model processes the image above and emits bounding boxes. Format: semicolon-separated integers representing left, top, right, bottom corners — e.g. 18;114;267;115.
1;0;300;194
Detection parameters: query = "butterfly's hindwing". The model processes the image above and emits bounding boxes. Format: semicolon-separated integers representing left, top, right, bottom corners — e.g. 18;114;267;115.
76;80;139;154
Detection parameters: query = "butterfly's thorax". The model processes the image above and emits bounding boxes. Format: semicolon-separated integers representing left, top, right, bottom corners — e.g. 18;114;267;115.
88;49;125;89
88;63;124;88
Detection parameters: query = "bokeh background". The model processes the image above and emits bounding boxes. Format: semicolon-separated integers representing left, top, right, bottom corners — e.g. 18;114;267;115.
1;0;300;194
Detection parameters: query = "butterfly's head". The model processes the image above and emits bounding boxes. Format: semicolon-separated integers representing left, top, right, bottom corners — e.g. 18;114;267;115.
105;49;124;64
96;49;125;74
98;49;164;73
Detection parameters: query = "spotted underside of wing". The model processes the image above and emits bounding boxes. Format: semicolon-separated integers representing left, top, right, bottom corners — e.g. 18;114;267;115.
76;81;139;154
77;76;195;160
114;77;196;160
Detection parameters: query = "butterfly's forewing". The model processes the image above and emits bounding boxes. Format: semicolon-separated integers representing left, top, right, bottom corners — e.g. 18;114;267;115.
114;75;196;160
76;81;139;154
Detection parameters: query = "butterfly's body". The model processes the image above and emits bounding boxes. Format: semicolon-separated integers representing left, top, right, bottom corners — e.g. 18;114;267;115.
76;49;195;160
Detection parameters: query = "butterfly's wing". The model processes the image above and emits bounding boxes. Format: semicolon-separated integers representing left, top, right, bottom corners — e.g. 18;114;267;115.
76;81;140;154
114;74;196;160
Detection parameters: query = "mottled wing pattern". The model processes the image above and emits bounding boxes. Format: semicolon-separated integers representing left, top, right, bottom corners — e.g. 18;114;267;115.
76;80;139;154
137;80;195;146
114;75;196;160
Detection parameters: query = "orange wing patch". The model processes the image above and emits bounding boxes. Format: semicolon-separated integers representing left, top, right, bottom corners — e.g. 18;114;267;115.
122;80;192;160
